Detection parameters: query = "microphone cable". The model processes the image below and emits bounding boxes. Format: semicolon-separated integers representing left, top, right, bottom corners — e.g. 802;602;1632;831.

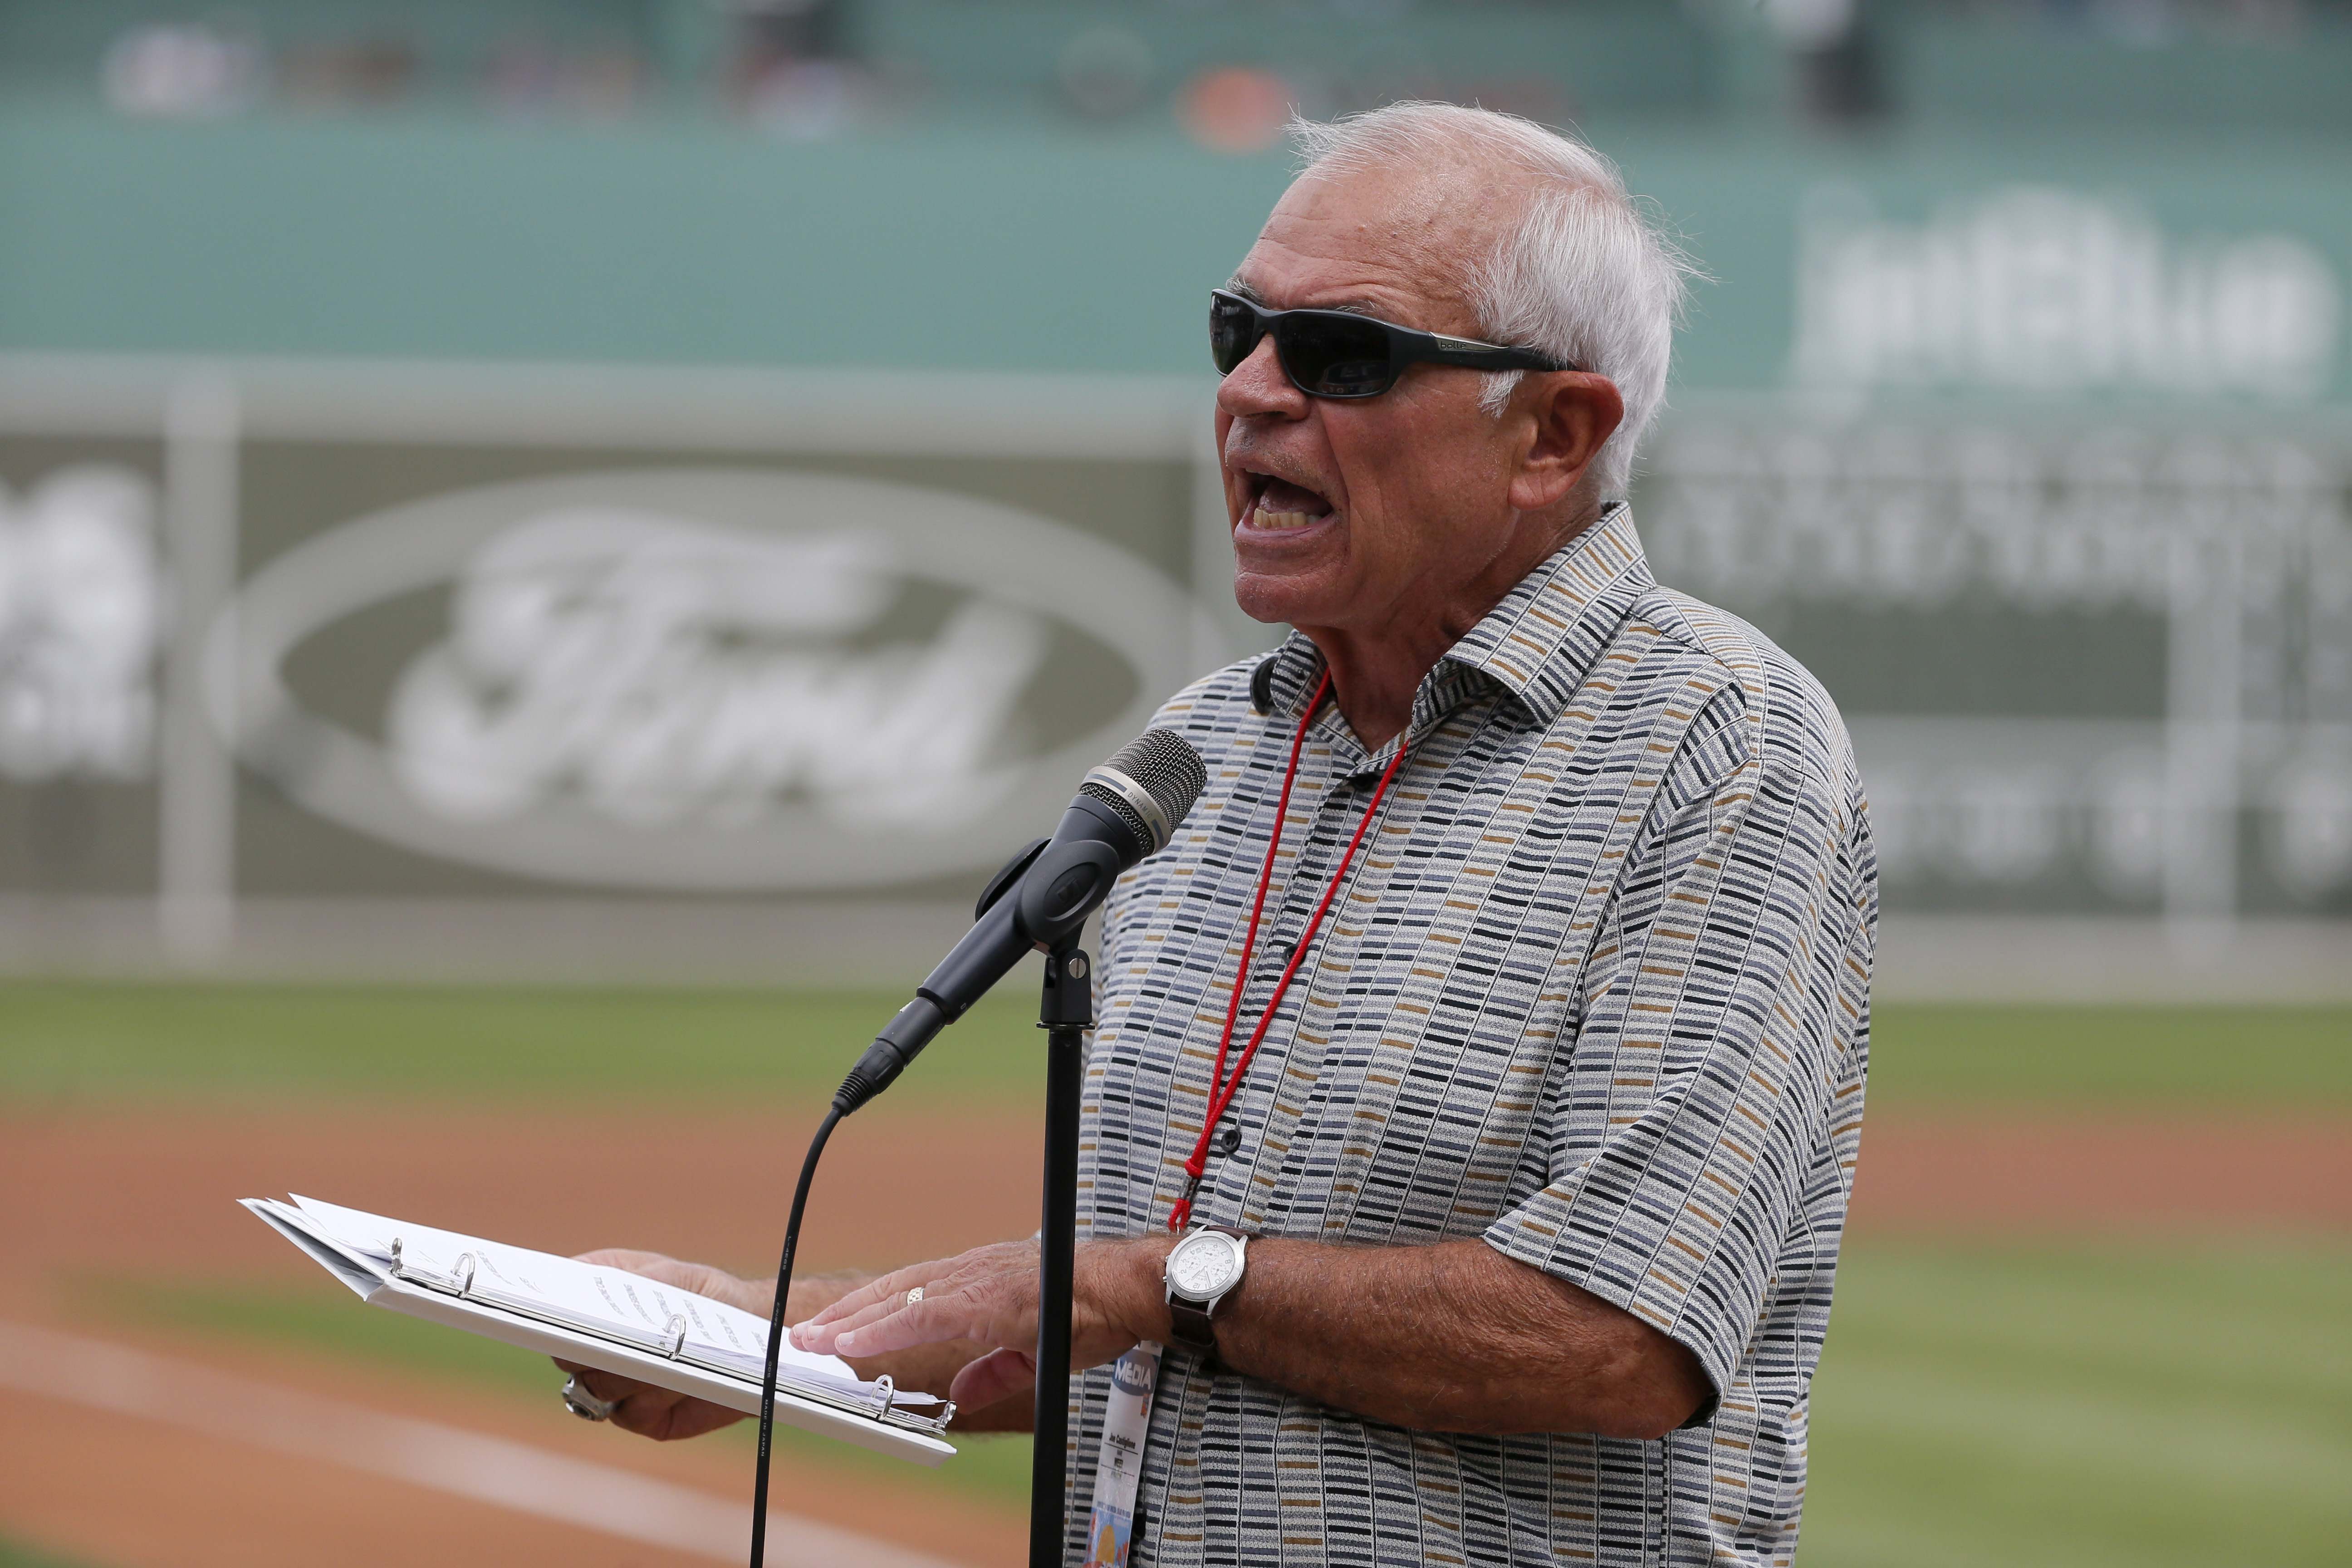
741;730;1206;1566
748;1102;843;1568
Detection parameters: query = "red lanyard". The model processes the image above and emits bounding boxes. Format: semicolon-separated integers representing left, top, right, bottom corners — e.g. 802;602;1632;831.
1168;668;1411;1232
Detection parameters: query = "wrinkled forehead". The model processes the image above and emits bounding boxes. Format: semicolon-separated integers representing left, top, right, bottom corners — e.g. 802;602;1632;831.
1235;157;1520;326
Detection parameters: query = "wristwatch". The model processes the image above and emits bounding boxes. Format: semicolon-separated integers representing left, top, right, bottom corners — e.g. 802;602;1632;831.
1163;1225;1249;1354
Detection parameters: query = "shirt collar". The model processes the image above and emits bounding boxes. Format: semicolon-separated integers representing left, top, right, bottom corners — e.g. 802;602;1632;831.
1438;501;1652;724
1253;503;1654;767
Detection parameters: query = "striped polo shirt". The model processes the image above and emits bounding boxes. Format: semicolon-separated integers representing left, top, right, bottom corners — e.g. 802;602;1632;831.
1064;504;1877;1567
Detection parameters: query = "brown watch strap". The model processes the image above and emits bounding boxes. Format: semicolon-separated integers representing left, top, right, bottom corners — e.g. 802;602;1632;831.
1167;1297;1217;1352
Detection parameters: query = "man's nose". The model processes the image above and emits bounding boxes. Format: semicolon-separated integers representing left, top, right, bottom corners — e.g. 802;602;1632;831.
1215;332;1308;421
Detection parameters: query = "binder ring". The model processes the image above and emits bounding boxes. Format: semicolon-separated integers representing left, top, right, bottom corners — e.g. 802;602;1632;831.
662;1313;687;1359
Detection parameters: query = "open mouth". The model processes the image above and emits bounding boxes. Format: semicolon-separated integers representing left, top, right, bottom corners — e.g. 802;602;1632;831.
1240;469;1336;532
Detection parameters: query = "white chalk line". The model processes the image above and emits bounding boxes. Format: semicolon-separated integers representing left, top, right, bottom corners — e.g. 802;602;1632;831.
0;1319;971;1568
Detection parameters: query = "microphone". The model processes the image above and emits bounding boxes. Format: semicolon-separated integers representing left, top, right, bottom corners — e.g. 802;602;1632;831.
832;729;1208;1114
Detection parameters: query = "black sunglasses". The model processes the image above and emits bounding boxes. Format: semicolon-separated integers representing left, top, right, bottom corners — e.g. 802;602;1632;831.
1210;288;1573;399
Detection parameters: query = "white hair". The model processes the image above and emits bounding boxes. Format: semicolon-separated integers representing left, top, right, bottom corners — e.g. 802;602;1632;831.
1288;103;1701;500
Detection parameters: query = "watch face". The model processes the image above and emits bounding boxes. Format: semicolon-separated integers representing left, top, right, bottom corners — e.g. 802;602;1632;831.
1168;1233;1241;1300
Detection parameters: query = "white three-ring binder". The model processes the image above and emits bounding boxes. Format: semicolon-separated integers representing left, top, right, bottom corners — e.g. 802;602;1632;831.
242;1194;956;1467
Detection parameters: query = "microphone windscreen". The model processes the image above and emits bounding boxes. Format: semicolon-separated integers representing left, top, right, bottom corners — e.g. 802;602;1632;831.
1080;729;1208;855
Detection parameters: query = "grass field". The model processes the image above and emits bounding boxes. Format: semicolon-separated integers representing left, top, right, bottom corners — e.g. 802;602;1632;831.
5;981;2347;1566
0;1540;86;1568
1804;1246;2351;1568
3;980;2346;1107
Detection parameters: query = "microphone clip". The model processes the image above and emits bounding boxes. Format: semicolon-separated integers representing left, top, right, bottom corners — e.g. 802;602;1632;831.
974;837;1049;920
1015;837;1123;951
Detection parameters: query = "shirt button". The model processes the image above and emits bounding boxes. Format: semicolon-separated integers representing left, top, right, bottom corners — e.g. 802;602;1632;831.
1219;1124;1243;1156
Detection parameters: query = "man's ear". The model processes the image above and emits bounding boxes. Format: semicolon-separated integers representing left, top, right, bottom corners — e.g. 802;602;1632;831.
1508;373;1624;513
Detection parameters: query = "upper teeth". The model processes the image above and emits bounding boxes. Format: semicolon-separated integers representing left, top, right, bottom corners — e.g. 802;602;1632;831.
1252;506;1315;529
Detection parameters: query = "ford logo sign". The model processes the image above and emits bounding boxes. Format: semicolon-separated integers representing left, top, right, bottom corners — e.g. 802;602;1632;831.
211;468;1215;891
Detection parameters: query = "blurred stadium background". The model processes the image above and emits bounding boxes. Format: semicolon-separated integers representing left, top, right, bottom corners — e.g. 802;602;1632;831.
0;1;2345;1565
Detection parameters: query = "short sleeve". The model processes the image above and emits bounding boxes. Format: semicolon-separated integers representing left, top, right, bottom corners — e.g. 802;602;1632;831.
1481;704;1872;1407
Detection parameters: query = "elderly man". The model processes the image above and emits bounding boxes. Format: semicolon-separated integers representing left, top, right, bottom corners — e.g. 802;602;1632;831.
570;103;1875;1567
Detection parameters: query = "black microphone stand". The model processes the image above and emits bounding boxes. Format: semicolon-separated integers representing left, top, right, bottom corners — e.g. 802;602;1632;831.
1029;940;1091;1568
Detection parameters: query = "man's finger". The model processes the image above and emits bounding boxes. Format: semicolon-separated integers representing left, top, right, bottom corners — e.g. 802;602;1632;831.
623;1396;746;1442
799;1239;1032;1331
805;1280;941;1344
573;1365;657;1406
610;1386;706;1441
798;1266;927;1328
948;1346;1037;1411
793;1266;943;1346
574;1248;674;1269
611;1393;680;1433
828;1292;977;1358
550;1357;644;1400
803;1292;927;1354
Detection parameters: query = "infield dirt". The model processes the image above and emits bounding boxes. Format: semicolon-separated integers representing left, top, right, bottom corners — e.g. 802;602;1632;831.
4;1102;2343;1568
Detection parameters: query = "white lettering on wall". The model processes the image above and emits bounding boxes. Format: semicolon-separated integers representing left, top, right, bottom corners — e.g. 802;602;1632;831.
1790;185;2343;400
0;466;160;782
1642;423;2352;907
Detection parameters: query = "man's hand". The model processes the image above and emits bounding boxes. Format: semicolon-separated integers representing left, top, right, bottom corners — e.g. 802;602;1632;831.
551;1250;867;1441
551;1249;1041;1439
791;1236;1174;1411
